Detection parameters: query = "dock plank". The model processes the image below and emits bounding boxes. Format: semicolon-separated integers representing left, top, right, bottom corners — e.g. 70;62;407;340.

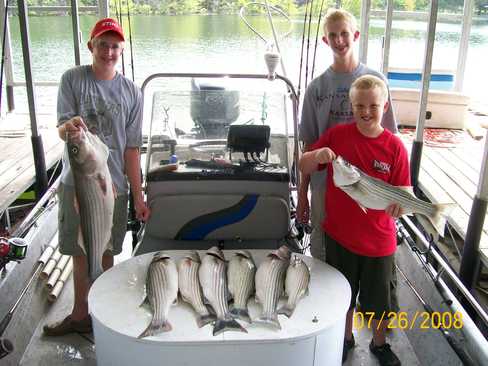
0;129;63;214
402;132;488;268
423;148;478;199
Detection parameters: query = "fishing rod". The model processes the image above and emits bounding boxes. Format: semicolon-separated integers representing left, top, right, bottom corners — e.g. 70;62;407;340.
0;0;10;115
126;0;135;82
395;264;476;365
397;218;488;364
304;0;315;90
114;0;125;76
297;0;310;102
0;262;43;359
311;0;325;79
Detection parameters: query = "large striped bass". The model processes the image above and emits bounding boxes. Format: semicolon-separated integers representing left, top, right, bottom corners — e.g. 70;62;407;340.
139;252;178;338
332;156;455;235
199;246;247;336
254;245;290;329
67;129;114;281
177;251;216;328
278;256;310;318
228;250;256;323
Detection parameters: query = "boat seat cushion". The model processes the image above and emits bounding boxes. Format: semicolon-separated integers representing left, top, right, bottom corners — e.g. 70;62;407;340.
145;194;289;241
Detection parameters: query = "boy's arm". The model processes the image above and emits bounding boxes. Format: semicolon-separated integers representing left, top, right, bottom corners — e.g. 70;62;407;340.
299;147;336;175
296;143;313;224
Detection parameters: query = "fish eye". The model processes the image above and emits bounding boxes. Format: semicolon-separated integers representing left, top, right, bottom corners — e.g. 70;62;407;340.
70;146;79;155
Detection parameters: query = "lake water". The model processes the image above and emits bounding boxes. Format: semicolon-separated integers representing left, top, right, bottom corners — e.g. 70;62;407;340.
4;14;488;115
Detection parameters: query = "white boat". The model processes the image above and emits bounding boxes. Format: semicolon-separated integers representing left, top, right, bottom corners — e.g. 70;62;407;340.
1;2;488;366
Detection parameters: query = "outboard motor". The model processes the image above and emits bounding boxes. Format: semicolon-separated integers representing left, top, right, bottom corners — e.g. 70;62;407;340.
190;78;240;138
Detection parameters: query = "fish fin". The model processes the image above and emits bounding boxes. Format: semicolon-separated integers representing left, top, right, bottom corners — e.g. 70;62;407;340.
357;202;367;214
429;203;457;236
277;305;294;318
97;173;108;195
398;186;415;195
254;314;281;330
73;195;80;215
138;295;149;308
230;307;252;323
138;320;172;338
213;318;247;336
76;227;86;255
196;314;216;328
112;183;117;199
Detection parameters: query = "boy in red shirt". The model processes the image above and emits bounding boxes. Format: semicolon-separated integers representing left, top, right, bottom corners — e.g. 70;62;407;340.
299;75;408;366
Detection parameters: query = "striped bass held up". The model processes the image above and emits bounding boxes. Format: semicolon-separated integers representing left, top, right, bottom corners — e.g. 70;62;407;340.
66;129;115;281
177;251;216;328
139;252;178;338
198;246;247;336
332;156;455;235
228;250;256;324
254;245;291;329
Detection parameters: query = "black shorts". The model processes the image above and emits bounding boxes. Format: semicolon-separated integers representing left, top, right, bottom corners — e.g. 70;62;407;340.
324;233;393;319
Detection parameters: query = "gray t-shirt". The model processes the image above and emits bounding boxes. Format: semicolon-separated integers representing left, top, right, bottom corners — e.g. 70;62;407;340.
57;65;143;193
299;63;397;188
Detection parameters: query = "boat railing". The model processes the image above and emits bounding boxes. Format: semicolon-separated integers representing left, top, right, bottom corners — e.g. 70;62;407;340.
400;216;488;364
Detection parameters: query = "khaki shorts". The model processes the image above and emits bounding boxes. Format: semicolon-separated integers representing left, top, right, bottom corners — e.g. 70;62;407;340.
324;233;393;319
58;183;128;256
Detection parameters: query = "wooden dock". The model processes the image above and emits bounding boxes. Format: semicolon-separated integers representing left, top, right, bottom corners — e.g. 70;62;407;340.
400;126;488;267
0;113;63;216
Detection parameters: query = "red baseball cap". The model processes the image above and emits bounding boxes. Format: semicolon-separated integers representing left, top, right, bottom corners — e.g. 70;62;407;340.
90;18;125;41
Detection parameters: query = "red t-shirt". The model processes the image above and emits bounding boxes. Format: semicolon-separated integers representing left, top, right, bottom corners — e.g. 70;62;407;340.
311;123;410;257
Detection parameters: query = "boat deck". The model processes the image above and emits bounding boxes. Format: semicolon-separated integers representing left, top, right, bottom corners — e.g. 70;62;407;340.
17;237;461;366
0;113;63;216
399;122;488;267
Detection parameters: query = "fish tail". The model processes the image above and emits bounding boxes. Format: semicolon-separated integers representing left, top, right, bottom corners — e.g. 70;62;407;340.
213;318;247;336
196;314;216;328
89;263;104;282
277;305;295;318
138;320;172;338
430;203;456;236
254;314;282;329
230;307;252;323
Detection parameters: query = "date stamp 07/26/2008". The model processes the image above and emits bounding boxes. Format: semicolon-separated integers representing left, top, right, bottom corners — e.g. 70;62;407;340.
353;311;464;330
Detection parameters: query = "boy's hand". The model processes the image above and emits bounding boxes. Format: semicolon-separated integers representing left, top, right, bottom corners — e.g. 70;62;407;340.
314;147;336;164
385;203;403;218
60;116;88;142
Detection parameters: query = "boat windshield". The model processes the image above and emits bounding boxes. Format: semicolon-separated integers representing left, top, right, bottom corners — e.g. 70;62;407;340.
144;77;293;179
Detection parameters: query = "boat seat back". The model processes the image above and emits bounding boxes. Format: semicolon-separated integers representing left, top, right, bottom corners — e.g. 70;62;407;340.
144;193;289;241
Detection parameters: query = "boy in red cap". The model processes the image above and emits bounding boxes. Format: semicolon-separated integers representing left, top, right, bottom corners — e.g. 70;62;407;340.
43;18;150;336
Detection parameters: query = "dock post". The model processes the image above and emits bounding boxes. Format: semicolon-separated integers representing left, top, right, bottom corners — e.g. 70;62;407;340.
17;0;48;198
459;135;488;291
411;0;438;189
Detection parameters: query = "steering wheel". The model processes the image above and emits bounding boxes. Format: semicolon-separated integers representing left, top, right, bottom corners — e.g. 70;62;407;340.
188;139;228;154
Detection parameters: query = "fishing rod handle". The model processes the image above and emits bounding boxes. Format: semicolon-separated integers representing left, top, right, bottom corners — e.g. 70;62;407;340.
0;312;12;337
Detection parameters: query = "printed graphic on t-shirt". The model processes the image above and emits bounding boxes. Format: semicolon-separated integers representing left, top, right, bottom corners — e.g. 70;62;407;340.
329;87;353;124
80;94;121;148
373;160;391;174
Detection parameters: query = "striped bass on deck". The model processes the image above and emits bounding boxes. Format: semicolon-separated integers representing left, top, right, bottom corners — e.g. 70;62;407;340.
332;156;455;235
199;246;247;336
139;252;178;338
254;245;291;329
228;250;256;323
278;255;310;318
67;129;114;281
177;251;216;328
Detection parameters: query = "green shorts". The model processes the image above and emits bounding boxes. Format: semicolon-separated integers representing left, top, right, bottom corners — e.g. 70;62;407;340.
324;233;393;319
57;183;128;256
